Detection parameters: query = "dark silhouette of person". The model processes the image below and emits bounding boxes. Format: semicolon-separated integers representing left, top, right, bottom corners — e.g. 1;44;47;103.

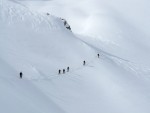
58;70;61;74
46;13;50;15
20;72;23;79
63;69;65;74
97;54;100;58
83;61;86;66
67;67;69;72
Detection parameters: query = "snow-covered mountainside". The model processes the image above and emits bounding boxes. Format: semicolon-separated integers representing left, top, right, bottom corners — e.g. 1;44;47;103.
0;0;150;113
22;0;150;65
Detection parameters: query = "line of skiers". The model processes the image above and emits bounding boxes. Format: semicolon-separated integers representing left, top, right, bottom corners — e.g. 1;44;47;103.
58;67;70;74
19;54;100;79
58;54;100;74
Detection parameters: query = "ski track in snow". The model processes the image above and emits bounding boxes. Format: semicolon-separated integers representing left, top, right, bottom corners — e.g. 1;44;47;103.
10;56;97;81
8;49;150;82
76;34;150;81
109;56;150;81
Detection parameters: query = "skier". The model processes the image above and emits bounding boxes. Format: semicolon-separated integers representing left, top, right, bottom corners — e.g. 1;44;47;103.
83;61;86;66
67;67;69;72
63;69;65;74
46;13;50;15
58;70;61;74
97;54;100;58
19;72;23;79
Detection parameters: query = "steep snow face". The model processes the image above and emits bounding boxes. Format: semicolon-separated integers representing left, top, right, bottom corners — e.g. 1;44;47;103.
1;0;150;113
0;0;95;76
0;0;96;113
21;0;150;66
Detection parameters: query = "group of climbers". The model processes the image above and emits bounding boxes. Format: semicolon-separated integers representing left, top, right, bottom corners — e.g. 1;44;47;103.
19;53;100;79
58;67;70;75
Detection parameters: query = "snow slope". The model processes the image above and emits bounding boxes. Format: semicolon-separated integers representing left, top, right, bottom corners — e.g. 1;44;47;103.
22;0;150;66
0;0;150;113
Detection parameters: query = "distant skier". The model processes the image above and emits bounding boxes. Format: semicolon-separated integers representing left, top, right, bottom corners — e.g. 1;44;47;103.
46;13;50;15
83;61;86;66
97;54;100;58
19;72;23;79
58;70;61;74
63;69;65;74
67;67;69;72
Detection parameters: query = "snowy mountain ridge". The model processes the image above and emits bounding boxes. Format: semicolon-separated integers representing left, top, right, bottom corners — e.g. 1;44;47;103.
0;0;65;32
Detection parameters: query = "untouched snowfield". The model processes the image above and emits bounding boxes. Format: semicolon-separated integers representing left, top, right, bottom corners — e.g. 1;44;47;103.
0;0;150;113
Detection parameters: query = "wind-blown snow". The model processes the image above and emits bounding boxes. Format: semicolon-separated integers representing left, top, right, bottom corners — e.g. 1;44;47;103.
0;0;150;113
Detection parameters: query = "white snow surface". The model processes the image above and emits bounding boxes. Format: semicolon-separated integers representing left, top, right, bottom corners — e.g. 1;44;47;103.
0;0;150;113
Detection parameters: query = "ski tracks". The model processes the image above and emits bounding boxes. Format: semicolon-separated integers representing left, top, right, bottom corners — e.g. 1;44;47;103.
107;55;150;81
